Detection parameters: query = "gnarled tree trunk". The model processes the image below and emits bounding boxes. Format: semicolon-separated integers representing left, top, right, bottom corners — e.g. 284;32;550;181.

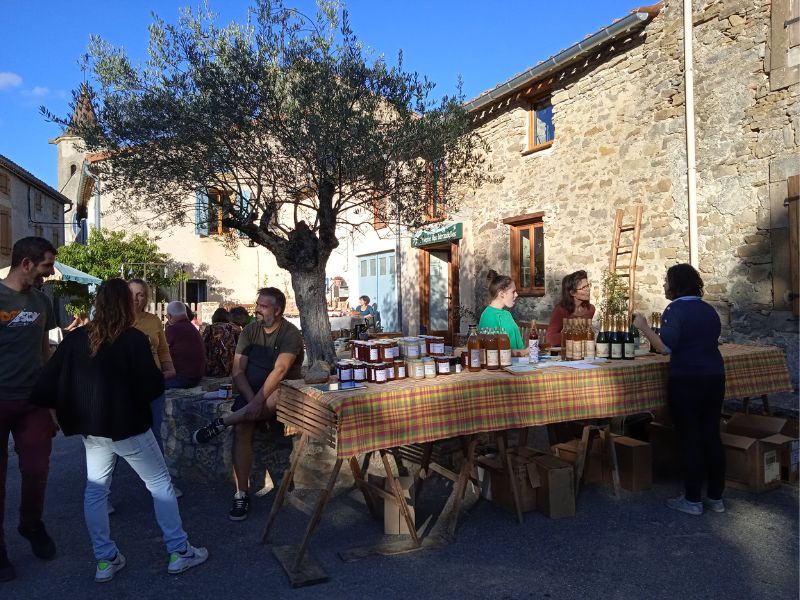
290;264;336;367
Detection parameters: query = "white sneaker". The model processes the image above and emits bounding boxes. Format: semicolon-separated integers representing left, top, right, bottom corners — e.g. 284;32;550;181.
702;497;725;513
167;544;208;574
95;552;126;582
666;494;703;516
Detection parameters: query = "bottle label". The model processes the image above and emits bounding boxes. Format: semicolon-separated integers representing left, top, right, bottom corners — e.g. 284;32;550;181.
424;362;436;377
406;344;419;358
566;339;575;360
584;340;596;359
486;350;499;367
386;365;395;379
437;361;450;374
430;342;445;355
353;367;366;380
369;348;379;361
397;365;406;378
375;369;387;382
611;344;623;359
499;349;512;367
480;349;487;365
528;339;540;364
595;342;610;358
625;342;635;358
470;349;481;368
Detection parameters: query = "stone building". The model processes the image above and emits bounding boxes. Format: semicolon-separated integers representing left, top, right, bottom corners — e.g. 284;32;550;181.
395;0;798;380
0;153;70;269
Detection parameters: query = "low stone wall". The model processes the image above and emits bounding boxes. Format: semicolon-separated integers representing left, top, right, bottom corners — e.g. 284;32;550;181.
162;380;284;494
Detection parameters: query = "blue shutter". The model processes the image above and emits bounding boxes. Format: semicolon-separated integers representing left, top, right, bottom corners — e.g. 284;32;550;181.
237;189;251;238
195;189;209;236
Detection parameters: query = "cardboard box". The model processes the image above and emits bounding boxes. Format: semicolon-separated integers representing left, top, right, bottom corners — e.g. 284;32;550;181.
720;432;783;493
724;413;799;484
480;447;541;515
553;438;605;484
554;436;652;492
613;436;653;491
532;454;575;518
383;476;415;535
646;421;682;476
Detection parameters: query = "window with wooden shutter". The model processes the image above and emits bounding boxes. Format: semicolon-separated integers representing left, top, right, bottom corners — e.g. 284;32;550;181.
424;159;446;223
0;207;11;255
0;173;9;195
504;212;546;297
35;192;43;212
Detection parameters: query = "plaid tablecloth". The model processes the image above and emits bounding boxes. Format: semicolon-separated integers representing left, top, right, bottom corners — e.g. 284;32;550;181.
279;344;793;458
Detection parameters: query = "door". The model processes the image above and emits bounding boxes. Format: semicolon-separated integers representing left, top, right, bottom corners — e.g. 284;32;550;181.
186;279;208;304
357;251;397;331
419;241;460;343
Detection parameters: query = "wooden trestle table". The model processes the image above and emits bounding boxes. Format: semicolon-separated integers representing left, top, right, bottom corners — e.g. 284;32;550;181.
262;344;793;586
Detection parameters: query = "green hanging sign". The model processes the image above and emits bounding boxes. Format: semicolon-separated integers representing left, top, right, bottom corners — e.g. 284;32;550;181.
411;222;463;247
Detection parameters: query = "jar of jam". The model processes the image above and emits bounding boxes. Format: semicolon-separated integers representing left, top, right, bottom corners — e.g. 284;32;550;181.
417;337;428;357
427;336;445;356
404;338;421;359
377;341;392;363
423;356;437;378
408;358;425;379
394;358;407;379
388;341;399;359
337;361;353;382
352;361;366;382
434;355;451;375
373;362;387;384
351;341;361;360
384;361;395;380
450;356;463;374
367;342;379;362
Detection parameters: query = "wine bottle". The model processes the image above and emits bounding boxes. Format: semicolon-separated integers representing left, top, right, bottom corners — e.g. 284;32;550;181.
584;318;596;359
595;315;610;359
623;316;635;360
610;315;623;360
528;319;540;364
467;325;481;372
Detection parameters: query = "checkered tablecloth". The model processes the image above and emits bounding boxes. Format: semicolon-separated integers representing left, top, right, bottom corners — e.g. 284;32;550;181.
279;344;793;458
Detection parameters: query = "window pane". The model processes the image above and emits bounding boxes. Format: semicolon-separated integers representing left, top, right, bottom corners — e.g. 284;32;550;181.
533;225;545;288
534;103;554;146
369;258;376;276
379;257;386;276
360;260;367;277
519;228;532;289
388;256;395;274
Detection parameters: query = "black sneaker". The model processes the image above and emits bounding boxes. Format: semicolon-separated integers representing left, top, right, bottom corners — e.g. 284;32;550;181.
0;549;16;582
229;492;249;521
18;523;56;560
192;418;227;444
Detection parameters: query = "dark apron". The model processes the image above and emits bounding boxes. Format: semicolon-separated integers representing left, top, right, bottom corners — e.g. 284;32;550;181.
244;325;282;392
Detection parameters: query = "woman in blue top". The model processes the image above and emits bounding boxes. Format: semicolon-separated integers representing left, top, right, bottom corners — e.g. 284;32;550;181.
478;270;526;355
353;295;376;323
634;264;725;516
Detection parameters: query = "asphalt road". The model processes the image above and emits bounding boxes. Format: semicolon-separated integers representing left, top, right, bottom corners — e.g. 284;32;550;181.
2;418;798;600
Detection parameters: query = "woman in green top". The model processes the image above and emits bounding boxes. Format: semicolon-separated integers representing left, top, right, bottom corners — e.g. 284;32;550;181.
478;269;526;356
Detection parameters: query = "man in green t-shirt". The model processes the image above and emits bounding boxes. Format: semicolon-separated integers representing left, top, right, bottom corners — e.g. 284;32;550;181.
0;237;58;582
192;287;303;521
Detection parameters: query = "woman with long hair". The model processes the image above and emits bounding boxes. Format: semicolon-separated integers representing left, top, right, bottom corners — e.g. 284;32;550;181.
478;269;526;355
634;264;726;515
545;270;596;347
31;278;207;582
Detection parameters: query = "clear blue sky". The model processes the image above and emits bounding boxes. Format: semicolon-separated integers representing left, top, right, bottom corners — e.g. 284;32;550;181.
0;0;638;190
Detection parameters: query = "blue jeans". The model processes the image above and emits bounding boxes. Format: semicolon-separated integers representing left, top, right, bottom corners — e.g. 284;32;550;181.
82;430;188;560
151;393;166;454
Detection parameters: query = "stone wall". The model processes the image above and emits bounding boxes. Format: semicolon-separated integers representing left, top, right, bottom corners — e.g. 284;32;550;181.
446;0;798;383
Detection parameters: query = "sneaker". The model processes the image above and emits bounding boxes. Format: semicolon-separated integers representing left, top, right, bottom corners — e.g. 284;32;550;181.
173;486;184;499
0;549;16;582
18;523;56;559
192;418;227;444
167;544;208;574
229;491;249;521
702;497;726;513
666;494;703;516
94;552;126;583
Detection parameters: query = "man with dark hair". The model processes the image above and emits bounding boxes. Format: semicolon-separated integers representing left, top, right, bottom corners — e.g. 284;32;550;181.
192;287;304;520
228;306;250;329
0;237;58;582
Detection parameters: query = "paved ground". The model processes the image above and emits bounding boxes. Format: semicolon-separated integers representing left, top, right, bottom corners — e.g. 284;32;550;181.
3;396;798;600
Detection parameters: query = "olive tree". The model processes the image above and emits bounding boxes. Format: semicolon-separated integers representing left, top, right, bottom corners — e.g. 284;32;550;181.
45;0;489;364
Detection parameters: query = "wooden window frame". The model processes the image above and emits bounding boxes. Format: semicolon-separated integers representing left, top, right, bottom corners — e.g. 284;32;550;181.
524;97;555;155
207;189;232;236
0;206;11;255
51;200;59;219
504;212;545;297
34;191;43;212
0;172;9;195
424;159;447;223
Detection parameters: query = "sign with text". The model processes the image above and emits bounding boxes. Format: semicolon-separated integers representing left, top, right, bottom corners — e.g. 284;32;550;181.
411;222;463;248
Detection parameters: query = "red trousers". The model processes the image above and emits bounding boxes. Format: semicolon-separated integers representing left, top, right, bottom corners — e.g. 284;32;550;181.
0;402;55;549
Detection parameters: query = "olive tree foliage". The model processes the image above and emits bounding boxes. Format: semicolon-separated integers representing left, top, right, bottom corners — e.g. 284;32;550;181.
44;0;490;364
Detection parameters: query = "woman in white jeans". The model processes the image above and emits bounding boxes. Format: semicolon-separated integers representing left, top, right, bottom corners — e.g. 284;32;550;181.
31;278;208;582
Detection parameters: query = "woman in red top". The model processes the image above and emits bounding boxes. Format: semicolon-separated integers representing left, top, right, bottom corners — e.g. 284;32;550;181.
545;270;595;347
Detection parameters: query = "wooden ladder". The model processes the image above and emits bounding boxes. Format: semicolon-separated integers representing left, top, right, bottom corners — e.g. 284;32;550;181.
609;206;644;313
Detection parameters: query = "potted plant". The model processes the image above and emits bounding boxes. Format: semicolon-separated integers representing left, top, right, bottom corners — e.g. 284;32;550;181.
599;269;628;320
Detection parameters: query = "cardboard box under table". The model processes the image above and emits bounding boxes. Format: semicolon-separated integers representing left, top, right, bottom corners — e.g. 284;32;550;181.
554;436;652;492
721;413;799;491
